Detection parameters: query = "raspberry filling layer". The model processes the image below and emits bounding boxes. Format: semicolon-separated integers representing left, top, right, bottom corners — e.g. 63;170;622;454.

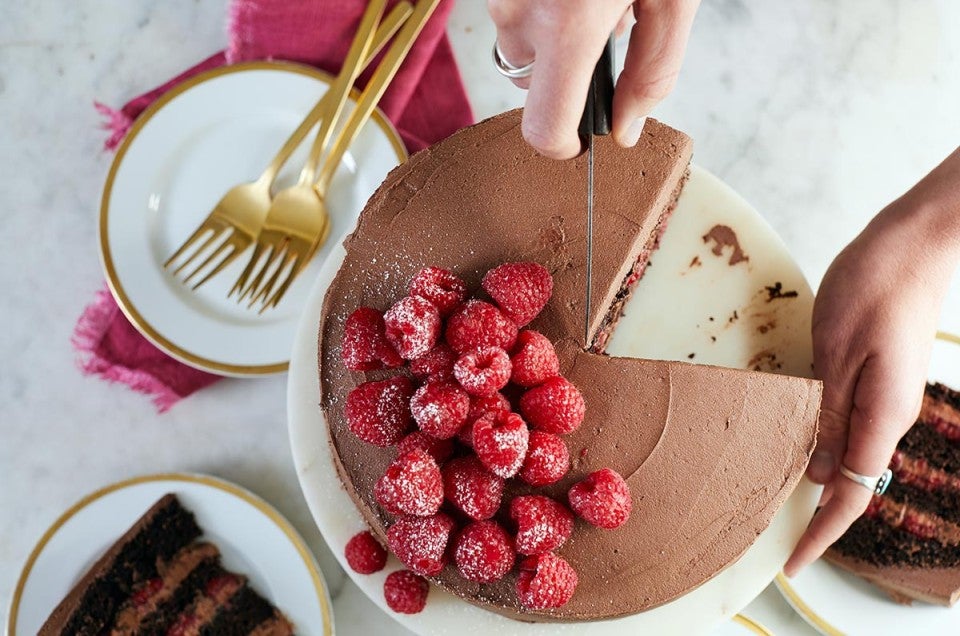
863;495;960;546
890;450;960;494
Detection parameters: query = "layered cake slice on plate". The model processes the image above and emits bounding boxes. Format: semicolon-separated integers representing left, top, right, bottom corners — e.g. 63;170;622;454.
827;382;960;606
318;109;822;621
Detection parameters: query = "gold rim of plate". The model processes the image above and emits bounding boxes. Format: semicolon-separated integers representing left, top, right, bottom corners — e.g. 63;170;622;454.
773;330;960;636
99;60;408;376
7;472;333;636
732;613;775;635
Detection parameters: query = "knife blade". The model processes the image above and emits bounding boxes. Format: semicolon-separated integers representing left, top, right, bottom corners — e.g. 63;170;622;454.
578;36;615;349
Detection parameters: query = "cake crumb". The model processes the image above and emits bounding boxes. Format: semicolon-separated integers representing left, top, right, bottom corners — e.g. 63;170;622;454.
765;282;798;302
687;353;695;359
689;255;702;268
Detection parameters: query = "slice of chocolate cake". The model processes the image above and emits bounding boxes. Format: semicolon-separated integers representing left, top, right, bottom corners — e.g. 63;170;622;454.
826;382;960;606
39;494;294;635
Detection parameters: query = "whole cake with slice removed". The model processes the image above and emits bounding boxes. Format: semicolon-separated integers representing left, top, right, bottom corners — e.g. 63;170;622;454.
39;494;293;636
317;109;823;621
827;382;960;606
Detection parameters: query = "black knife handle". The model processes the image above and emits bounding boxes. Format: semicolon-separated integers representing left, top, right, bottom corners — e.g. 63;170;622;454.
578;36;615;138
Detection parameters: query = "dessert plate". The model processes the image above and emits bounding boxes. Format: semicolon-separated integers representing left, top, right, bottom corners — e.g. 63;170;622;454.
7;473;332;636
100;61;406;376
775;334;960;635
288;165;821;634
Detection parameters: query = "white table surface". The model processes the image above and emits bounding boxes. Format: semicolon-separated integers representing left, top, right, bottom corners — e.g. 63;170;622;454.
2;1;960;634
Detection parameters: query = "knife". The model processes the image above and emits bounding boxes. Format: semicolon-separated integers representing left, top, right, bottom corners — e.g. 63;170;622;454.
579;36;615;349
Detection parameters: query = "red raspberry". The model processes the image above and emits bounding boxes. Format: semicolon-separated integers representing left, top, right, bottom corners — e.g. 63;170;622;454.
344;531;387;574
510;331;560;387
445;300;518;354
519;377;585;435
567;468;632;529
384;296;441;360
458;393;512;447
345;377;414;447
410;380;470;440
341;307;403;371
453;521;515;583
409;267;467;317
519;431;569;486
509;495;574;556
375;449;443;517
410;344;456;382
384;570;429;614
473;411;530;479
387;513;455;576
396;431;454;465
516;553;578;610
453;347;512;397
482;262;553;327
442;456;504;520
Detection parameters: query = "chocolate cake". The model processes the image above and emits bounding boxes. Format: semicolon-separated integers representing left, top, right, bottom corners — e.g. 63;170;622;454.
39;494;294;635
318;109;822;621
827;382;960;606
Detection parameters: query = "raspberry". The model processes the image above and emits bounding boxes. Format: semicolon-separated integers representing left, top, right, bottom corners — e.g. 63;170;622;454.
453;521;515;583
409;267;467;317
445;300;518;354
384;570;429;614
467;392;511;421
516;553;578;610
387;513;455;576
567;468;632;529
510;331;560;387
341;307;403;371
410;381;470;440
410;343;456;382
519;377;585;435
453;347;512;397
473;411;530;479
384;296;441;360
519;431;569;486
442;456;504;520
344;531;387;574
396;431;454;465
345;377;414;447
509;495;574;555
375;449;444;517
482;262;553;327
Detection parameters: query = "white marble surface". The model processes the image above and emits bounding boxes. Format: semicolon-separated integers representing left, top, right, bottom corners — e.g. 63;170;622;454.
2;1;960;635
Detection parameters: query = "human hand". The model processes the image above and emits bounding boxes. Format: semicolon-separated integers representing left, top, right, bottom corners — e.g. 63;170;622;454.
784;149;960;576
488;0;700;159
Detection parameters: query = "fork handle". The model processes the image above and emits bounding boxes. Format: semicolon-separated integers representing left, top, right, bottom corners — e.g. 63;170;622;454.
315;0;441;194
256;1;412;188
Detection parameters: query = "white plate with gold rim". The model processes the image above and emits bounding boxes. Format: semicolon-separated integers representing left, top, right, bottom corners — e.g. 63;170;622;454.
100;61;406;376
775;334;960;635
288;164;821;635
6;473;332;636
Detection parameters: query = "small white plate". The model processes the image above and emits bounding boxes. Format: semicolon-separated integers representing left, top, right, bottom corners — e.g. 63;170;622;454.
6;473;333;636
775;334;960;635
100;61;407;376
288;165;820;635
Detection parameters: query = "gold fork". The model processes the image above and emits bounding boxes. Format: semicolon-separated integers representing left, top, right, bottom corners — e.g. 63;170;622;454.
241;0;442;311
163;0;411;290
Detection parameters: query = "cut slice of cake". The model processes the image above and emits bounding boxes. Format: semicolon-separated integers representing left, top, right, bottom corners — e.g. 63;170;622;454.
317;109;823;621
826;382;960;606
39;494;294;635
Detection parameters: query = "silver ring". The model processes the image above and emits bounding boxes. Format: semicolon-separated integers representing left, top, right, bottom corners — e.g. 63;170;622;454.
493;41;534;79
839;464;893;496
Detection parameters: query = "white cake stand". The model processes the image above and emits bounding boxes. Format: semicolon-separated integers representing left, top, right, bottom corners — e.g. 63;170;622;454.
287;165;820;635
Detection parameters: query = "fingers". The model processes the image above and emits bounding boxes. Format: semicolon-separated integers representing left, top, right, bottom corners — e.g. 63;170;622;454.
491;8;535;90
612;0;700;147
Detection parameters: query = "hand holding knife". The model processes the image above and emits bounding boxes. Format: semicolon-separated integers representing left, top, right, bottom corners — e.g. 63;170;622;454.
579;37;616;349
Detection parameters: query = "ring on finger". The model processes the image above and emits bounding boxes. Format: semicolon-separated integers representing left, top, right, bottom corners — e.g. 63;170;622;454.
493;40;534;79
839;464;893;496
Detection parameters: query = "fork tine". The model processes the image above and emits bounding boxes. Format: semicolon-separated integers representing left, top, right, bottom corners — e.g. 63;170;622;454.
249;247;295;309
164;221;219;270
171;225;224;277
189;242;242;291
239;242;282;303
182;233;234;285
229;241;265;299
260;252;305;312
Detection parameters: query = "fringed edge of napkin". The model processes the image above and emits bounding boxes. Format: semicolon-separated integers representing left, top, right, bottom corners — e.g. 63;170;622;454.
72;287;184;412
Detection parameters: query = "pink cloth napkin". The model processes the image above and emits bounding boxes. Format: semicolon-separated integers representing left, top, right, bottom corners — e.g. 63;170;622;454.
75;0;474;411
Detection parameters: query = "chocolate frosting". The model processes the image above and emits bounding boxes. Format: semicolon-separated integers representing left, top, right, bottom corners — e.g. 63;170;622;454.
317;110;822;621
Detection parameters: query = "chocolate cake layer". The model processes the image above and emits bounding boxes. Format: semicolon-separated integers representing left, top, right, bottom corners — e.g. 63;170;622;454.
318;110;822;620
899;423;960;474
200;585;286;636
40;494;201;636
137;560;229;636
